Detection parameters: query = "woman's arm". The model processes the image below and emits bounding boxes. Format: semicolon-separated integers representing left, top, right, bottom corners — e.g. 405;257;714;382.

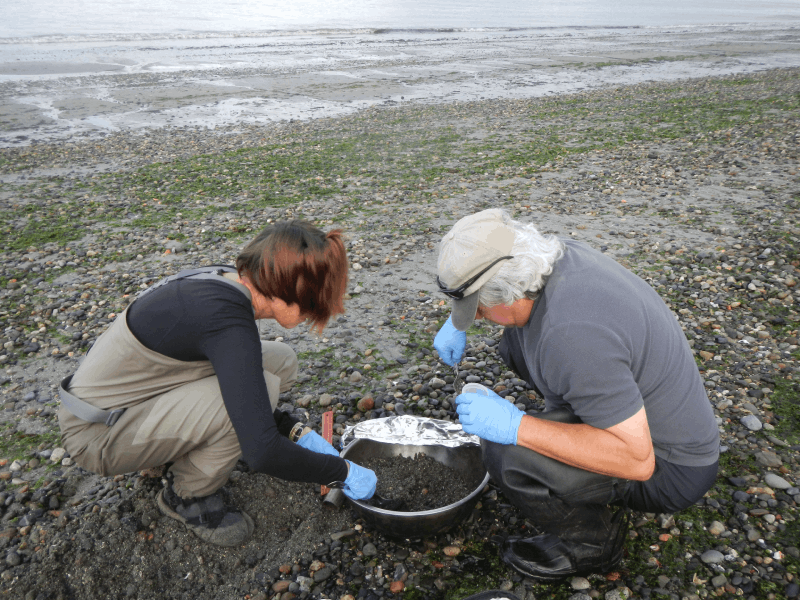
189;283;348;484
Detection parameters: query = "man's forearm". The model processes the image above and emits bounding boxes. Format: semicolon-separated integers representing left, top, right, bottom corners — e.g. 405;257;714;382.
515;411;655;481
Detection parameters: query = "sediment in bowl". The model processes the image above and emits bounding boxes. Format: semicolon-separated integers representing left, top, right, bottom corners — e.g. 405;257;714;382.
340;438;489;539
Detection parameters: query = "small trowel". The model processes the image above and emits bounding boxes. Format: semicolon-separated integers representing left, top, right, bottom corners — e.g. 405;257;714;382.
321;410;346;508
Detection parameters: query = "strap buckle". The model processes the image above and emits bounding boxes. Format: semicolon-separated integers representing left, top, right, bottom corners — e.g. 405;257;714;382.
105;408;126;427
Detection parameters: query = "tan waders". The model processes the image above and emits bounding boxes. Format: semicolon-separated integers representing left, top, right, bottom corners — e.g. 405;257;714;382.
58;288;298;545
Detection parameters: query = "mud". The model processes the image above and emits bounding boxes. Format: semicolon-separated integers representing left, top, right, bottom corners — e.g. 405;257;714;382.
362;454;476;512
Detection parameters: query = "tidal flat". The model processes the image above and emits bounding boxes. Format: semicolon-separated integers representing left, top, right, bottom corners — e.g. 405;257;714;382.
0;67;798;600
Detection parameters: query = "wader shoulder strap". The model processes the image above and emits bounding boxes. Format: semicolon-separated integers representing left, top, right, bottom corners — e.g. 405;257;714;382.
59;374;125;427
138;265;253;315
138;265;246;296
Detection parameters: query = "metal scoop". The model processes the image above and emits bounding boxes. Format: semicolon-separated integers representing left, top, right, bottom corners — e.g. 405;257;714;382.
453;364;463;396
364;494;407;511
326;481;407;511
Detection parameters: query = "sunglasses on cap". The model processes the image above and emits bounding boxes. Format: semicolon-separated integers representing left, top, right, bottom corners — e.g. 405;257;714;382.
436;255;514;300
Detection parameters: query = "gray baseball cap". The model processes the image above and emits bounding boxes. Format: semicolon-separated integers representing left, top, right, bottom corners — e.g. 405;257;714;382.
437;209;515;331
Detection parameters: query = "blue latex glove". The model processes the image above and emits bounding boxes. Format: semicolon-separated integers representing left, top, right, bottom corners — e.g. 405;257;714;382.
456;389;524;445
342;461;377;500
434;316;467;366
296;430;339;457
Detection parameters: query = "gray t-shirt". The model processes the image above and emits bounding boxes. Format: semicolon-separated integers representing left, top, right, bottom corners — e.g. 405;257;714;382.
499;240;719;467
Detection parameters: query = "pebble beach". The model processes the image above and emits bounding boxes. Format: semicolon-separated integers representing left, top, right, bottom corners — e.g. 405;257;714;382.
0;48;799;600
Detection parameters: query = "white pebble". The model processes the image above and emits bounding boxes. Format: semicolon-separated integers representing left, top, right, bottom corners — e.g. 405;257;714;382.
570;577;591;590
764;473;791;489
740;415;762;431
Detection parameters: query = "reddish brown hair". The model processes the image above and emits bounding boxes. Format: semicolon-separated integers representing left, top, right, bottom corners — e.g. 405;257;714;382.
236;220;348;332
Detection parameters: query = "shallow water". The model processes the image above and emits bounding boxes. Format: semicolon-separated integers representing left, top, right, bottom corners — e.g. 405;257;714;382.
4;0;800;40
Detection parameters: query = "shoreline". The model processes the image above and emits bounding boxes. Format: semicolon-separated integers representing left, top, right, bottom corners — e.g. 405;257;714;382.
1;24;799;147
0;67;798;599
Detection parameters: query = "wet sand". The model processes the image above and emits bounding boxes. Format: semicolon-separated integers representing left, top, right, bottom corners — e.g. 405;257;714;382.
1;24;799;146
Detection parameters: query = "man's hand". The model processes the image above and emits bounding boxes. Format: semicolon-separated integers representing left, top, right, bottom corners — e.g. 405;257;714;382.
434;316;467;366
342;461;377;500
297;431;339;457
456;389;524;445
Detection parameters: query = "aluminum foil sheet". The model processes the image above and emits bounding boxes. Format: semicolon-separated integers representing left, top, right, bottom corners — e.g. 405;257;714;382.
340;415;480;450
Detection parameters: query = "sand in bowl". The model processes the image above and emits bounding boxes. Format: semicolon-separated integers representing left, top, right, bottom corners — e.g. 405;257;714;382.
360;453;476;512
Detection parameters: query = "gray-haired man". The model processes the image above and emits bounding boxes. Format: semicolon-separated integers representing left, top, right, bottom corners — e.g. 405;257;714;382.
434;209;719;581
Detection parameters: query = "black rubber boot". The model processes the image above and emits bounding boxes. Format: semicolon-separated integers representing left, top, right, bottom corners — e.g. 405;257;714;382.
500;504;629;582
481;409;632;581
157;473;254;547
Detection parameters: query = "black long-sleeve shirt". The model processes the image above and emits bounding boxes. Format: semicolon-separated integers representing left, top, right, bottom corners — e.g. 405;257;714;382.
126;274;347;485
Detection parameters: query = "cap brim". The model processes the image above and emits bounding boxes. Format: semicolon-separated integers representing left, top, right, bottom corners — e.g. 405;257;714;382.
451;291;480;331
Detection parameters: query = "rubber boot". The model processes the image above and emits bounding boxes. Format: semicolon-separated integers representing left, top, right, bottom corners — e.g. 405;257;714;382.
500;503;629;581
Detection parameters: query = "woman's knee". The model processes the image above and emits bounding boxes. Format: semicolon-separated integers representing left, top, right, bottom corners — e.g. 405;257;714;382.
260;342;298;390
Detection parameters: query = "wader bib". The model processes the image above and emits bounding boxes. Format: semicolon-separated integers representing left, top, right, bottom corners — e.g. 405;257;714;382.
57;267;298;497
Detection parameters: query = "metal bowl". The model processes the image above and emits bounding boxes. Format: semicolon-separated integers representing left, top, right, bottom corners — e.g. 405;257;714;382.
340;438;490;539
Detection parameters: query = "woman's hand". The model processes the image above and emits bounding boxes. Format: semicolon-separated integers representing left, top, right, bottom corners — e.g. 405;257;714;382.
342;461;377;500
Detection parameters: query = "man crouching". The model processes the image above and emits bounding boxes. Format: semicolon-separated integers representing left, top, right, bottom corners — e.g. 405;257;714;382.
433;209;719;580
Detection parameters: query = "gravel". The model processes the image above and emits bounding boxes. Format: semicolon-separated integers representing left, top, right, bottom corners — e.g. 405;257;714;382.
0;67;798;600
